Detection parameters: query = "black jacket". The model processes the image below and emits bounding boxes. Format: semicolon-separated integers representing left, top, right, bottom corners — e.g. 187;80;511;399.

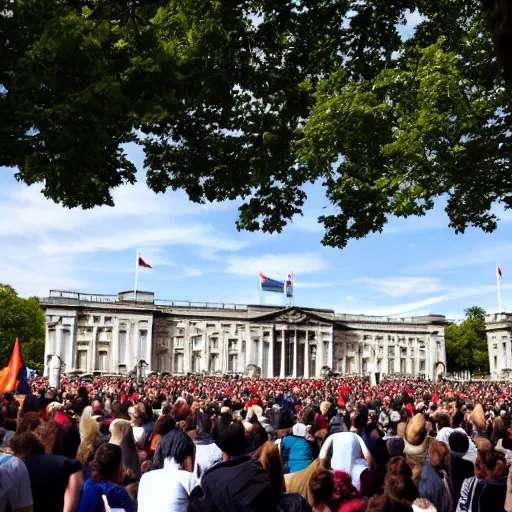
199;455;277;512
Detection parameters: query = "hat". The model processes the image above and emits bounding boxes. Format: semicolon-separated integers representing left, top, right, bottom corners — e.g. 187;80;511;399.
405;414;427;446
292;423;307;437
448;431;469;455
471;404;486;431
216;422;247;457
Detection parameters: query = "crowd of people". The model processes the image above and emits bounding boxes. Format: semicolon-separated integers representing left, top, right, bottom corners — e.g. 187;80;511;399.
1;374;512;511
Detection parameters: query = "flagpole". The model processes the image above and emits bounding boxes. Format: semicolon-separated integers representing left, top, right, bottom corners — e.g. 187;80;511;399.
292;271;295;307
259;270;262;305
134;249;139;301
498;263;503;313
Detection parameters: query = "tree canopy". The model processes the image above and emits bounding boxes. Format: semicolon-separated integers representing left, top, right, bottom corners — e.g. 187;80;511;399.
1;0;511;247
0;285;46;373
445;306;489;375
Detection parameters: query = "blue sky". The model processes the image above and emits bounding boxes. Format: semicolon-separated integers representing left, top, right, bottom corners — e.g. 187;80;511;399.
1;140;512;322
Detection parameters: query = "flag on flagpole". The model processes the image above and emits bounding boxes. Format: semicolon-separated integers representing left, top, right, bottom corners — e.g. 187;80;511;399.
0;338;22;393
138;254;152;268
497;263;503;313
285;272;294;298
259;271;285;293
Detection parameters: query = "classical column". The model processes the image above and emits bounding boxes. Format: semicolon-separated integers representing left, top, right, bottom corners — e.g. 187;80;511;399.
268;329;274;378
245;325;253;365
292;329;298;377
183;323;191;373
280;329;286;378
146;319;153;371
316;329;323;377
238;327;244;373
111;320;118;373
258;327;264;371
91;326;98;372
327;331;333;369
304;330;309;378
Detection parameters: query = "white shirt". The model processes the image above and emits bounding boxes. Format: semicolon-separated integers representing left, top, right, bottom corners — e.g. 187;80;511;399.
131;425;147;447
138;459;197;512
0;453;33;512
194;442;222;481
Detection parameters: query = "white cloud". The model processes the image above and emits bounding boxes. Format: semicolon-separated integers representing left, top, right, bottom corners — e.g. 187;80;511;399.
408;243;512;274
225;253;328;276
356;276;446;298
40;225;247;256
334;284;512;317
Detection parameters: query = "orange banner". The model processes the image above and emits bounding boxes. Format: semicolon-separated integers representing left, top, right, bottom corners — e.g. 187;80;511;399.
0;338;22;394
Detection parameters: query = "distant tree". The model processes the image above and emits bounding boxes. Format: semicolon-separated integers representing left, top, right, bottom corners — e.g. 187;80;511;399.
464;306;486;320
445;306;489;375
0;284;45;373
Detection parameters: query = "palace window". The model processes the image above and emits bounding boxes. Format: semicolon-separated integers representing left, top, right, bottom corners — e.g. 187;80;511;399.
77;350;87;370
104;317;113;325
118;329;127;364
93;316;101;324
211;338;219;349
175;354;184;373
419;359;426;372
98;351;108;372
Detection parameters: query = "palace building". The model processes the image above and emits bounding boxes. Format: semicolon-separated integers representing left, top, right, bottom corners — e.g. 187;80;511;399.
40;290;447;381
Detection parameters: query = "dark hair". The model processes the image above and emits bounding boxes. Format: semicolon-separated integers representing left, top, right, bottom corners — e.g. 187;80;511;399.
90;443;123;483
35;419;65;455
216;421;247;457
154;414;176;436
309;467;334;506
16;412;41;435
10;432;45;459
437;413;450;429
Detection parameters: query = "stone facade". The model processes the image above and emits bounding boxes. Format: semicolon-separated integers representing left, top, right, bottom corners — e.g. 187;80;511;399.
486;313;512;379
40;290;447;380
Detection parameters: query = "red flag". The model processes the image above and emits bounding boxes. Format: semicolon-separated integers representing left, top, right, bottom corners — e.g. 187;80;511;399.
0;338;22;393
498;265;503;278
138;255;152;268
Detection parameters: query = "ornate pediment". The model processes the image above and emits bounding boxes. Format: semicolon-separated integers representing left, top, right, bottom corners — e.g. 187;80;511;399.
274;310;309;324
252;306;338;326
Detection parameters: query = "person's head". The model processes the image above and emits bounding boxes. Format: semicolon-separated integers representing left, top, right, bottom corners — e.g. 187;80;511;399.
152;428;195;471
15;412;41;435
320;401;331;417
109;419;132;446
405;414;427;447
436;413;450;430
448;431;469;455
129;402;146;426
309;467;334;511
90;443;124;483
253;441;285;498
475;447;508;480
92;400;102;415
35;419;65;455
384;456;418;503
10;432;45;459
216;421;247;460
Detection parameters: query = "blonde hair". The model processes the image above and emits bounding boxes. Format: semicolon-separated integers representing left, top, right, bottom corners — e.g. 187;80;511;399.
76;407;100;464
109;419;131;446
253;441;285;498
286;458;325;506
